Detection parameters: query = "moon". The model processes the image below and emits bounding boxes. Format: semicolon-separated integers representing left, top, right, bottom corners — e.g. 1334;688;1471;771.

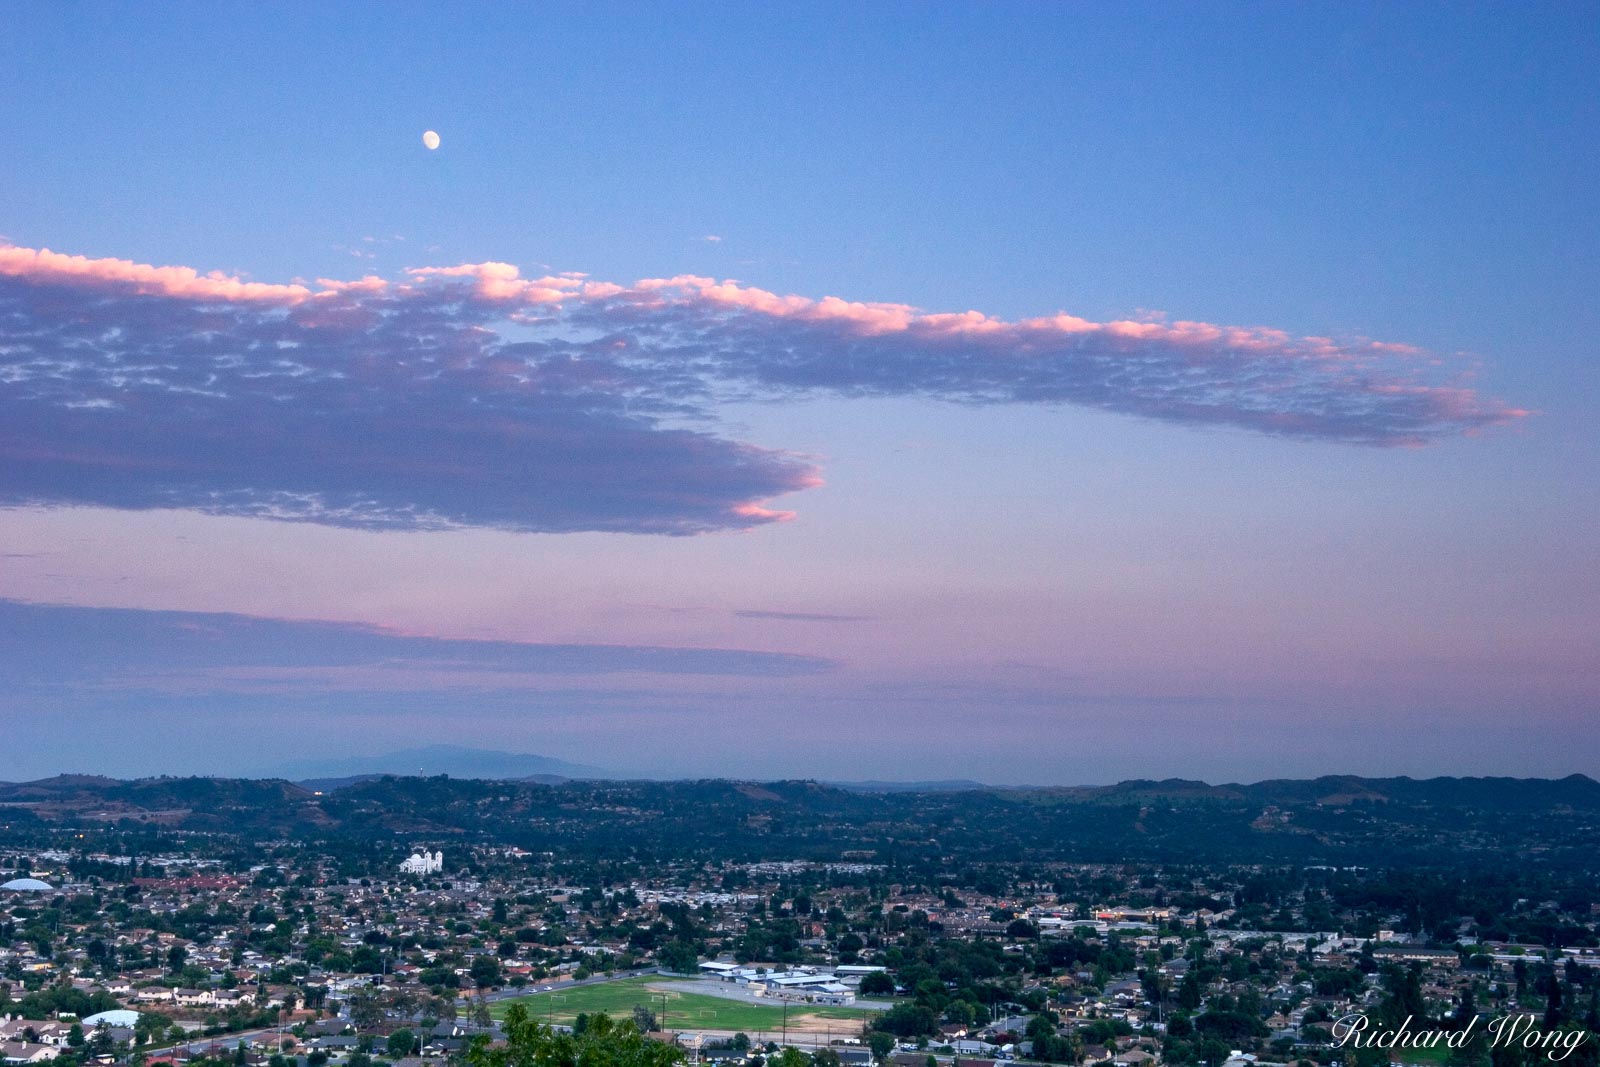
422;130;440;151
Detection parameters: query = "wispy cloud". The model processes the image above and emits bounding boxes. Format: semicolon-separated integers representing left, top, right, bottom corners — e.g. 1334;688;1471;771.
0;599;836;692
734;610;872;622
0;244;1526;535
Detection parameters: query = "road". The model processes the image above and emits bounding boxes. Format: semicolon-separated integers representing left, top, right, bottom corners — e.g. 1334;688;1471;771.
144;1024;289;1059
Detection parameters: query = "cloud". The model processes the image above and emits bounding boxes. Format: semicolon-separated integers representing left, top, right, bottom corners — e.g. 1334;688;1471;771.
0;246;818;534
595;276;1528;445
0;244;311;302
0;599;836;691
734;610;872;622
0;243;1526;534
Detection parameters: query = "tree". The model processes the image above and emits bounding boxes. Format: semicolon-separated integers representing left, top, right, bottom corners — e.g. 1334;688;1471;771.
90;1027;115;1056
1377;965;1427;1029
1194;1010;1265;1043
1447;1026;1491;1067
859;971;895;997
1140;968;1167;1010
465;1005;683;1067
874;1003;939;1038
1178;971;1202;1012
387;1030;417;1059
633;1006;658;1034
471;955;504;989
348;991;385;1031
1545;979;1566;1028
658;942;698;974
135;1013;165;1047
471;992;494;1029
868;1033;896;1063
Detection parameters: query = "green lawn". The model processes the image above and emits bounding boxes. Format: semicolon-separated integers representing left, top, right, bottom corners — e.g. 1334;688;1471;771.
491;976;876;1032
1393;1045;1453;1067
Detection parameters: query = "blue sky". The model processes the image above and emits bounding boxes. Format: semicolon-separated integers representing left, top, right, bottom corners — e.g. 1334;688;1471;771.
0;3;1595;783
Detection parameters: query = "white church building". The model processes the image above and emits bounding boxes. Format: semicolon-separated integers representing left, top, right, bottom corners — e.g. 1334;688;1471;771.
399;850;443;875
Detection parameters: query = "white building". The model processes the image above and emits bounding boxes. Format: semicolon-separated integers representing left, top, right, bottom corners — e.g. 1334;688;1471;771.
399;851;443;875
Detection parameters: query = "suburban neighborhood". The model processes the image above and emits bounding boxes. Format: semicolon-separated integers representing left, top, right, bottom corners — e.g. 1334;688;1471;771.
2;803;1596;1067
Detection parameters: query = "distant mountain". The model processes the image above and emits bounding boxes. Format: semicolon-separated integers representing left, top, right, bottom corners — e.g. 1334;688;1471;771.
293;774;385;793
826;778;998;793
0;774;124;800
267;745;609;783
1043;773;1600;810
1234;772;1600;809
296;770;582;793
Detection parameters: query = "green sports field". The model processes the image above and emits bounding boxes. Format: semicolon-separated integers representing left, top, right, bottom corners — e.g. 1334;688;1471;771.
490;976;877;1033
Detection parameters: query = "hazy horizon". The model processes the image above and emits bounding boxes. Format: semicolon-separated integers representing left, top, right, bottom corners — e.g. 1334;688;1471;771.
8;743;1596;790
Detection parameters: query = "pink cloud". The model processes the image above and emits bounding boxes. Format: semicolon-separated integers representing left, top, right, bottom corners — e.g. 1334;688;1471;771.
0;241;1528;536
0;245;313;303
406;261;583;302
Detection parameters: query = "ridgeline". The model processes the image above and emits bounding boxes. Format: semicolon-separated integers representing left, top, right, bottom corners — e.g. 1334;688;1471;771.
1;772;1596;870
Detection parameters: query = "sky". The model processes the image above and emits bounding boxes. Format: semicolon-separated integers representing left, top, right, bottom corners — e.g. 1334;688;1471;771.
1;2;1596;785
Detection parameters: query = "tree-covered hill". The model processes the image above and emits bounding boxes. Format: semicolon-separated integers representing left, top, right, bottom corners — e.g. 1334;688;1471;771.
0;772;1595;869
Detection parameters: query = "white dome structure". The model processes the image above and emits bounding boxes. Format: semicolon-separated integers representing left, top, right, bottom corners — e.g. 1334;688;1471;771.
0;877;53;891
83;1010;142;1029
398;850;443;875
